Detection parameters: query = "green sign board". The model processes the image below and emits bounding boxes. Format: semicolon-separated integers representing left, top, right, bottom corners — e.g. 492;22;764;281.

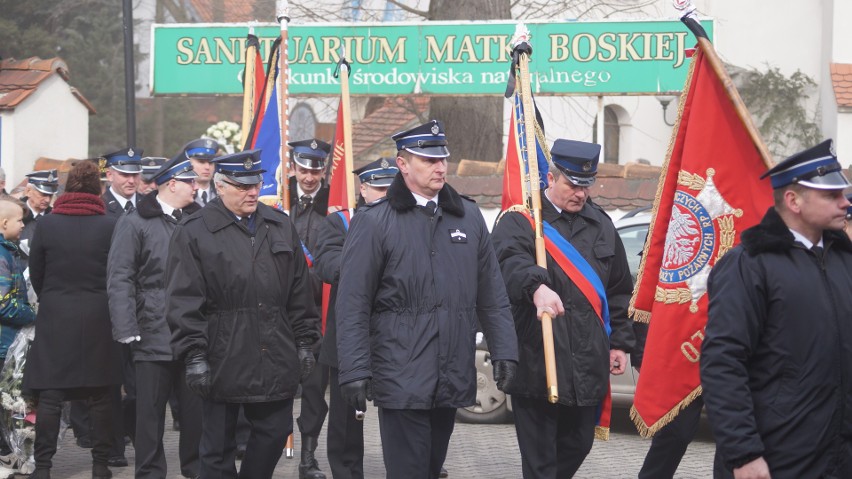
151;20;713;96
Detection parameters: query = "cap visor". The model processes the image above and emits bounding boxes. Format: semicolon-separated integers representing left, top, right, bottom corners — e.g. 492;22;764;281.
293;158;325;170
566;175;596;187
403;145;450;159
111;165;143;174
797;170;850;190
365;178;394;188
34;186;58;195
225;172;266;185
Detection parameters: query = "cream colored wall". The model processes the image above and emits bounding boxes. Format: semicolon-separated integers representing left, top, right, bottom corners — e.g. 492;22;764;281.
6;75;88;185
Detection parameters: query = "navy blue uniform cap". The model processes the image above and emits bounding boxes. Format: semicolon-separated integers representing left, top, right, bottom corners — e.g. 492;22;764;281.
26;169;59;195
550;139;600;187
354;157;399;187
102;148;143;174
183;138;220;161
392;120;450;159
288;139;331;170
212;149;265;185
760;139;849;190
151;156;198;186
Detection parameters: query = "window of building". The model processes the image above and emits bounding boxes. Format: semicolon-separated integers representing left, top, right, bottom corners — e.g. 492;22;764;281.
593;106;620;164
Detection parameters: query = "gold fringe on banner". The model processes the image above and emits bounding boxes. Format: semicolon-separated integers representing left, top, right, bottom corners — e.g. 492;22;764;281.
595;426;610;441
627;51;699;324
630;385;703;438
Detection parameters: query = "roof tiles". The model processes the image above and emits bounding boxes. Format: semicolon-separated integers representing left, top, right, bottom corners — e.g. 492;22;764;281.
831;63;852;109
0;57;95;113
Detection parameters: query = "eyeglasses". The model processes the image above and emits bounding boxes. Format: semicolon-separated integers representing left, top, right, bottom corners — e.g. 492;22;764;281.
223;180;262;192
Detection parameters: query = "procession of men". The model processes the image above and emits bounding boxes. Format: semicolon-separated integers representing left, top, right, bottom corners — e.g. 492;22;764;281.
0;108;846;479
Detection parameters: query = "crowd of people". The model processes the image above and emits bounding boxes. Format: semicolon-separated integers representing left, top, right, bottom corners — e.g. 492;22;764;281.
0;123;850;479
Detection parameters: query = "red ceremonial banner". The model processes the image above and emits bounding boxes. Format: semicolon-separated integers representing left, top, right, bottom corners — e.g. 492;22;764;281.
629;47;774;436
320;98;352;334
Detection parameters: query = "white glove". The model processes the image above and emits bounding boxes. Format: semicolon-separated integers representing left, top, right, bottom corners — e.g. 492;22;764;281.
118;336;141;344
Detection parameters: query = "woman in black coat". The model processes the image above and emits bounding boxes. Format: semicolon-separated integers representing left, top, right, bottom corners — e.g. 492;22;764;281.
24;161;121;479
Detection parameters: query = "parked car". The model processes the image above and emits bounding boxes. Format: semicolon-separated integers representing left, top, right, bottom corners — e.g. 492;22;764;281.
456;208;651;424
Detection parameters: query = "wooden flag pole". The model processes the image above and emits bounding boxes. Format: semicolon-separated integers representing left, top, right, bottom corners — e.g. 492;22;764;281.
277;0;291;210
514;27;559;404
239;31;258;150
339;50;356;209
677;2;774;168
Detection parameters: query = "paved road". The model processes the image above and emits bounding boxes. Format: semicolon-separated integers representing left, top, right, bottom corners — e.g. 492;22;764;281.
36;399;715;478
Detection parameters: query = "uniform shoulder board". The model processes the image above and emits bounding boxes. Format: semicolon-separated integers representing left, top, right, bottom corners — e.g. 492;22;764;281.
459;194;477;203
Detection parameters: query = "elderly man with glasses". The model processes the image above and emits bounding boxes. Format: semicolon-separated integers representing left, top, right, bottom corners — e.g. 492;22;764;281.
166;149;320;479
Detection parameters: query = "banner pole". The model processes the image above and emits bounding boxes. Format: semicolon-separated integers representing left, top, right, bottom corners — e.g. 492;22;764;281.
276;0;291;210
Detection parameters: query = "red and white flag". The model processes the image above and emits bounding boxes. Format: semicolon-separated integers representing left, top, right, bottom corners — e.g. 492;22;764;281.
629;46;774;436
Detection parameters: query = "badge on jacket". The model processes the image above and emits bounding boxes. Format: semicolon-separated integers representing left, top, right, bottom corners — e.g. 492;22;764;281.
449;228;467;243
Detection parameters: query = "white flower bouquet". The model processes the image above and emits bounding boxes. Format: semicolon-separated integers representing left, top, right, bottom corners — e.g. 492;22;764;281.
0;325;36;470
203;120;243;154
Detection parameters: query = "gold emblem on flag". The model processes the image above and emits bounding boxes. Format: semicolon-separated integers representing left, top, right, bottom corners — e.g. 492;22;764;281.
655;168;741;313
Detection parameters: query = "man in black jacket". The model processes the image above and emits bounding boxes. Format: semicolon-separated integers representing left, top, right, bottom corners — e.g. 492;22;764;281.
101;147;145;467
166;149;320;479
702;140;852;478
314;157;398;479
108;155;202;478
286;138;332;479
491;139;635;479
336;121;518;479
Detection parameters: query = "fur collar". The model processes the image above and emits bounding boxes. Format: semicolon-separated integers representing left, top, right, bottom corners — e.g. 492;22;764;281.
386;173;466;217
740;207;852;255
137;191;201;219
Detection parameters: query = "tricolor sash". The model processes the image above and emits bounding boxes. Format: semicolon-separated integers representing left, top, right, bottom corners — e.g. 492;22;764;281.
525;214;611;336
523;212;613;439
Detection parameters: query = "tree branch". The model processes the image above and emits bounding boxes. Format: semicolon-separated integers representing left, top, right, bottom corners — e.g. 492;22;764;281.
386;0;429;18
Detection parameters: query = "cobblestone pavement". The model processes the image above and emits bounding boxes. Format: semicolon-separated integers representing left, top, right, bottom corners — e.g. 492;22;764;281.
36;400;715;478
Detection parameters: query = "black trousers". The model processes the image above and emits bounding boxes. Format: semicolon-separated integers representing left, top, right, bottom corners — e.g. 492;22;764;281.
70;344;135;459
638;396;703;479
513;397;597;479
135;360;202;478
377;407;455;479
34;387;113;470
297;357;329;439
199;398;293;479
326;367;364;479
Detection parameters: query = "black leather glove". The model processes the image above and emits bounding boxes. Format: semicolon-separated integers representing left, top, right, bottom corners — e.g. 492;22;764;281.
493;359;517;392
340;378;372;412
298;345;315;382
185;350;211;398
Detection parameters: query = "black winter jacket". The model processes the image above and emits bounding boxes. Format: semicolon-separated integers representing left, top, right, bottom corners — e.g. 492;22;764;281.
166;199;321;402
107;192;200;362
702;207;852;477
335;175;518;409
313;210;351;368
491;195;634;406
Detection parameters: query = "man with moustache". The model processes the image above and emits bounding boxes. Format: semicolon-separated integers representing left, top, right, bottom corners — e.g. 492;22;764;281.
167;149;320;478
108;155;202;479
701;140;852;478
